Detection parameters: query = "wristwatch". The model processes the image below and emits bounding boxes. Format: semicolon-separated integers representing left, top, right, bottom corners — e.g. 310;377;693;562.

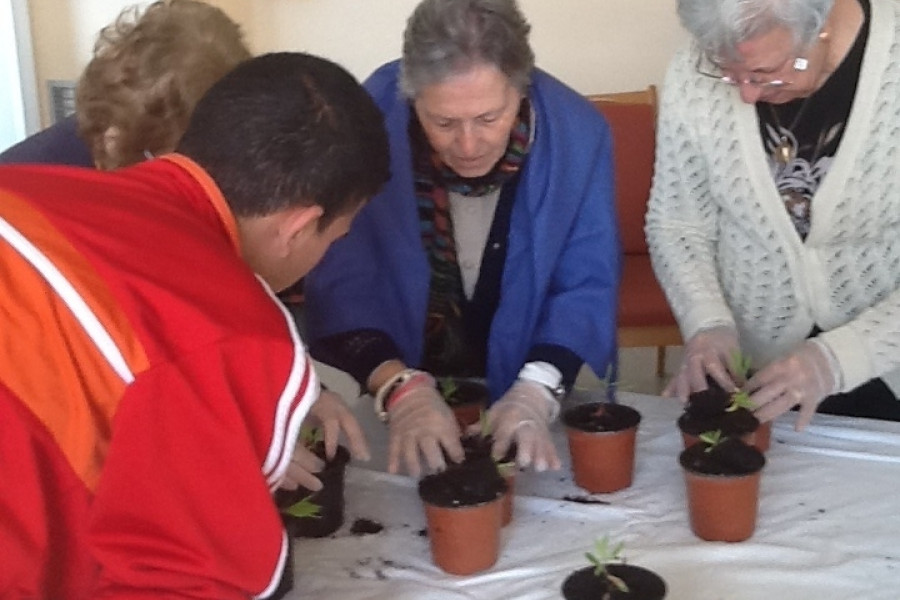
517;361;566;400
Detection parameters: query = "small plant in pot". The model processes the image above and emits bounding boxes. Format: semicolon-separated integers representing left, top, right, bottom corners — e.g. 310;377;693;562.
563;374;642;493
418;424;508;575
466;411;519;526
679;429;766;542
677;352;769;452
438;376;490;429
561;536;667;600
275;428;350;538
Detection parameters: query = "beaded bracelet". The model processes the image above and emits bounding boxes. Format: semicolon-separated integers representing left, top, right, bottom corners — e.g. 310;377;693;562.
373;368;434;422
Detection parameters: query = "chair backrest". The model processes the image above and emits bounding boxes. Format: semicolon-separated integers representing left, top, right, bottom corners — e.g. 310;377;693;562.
587;86;657;255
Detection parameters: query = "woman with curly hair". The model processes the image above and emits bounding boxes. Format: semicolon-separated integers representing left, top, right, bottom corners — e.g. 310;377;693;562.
0;0;250;169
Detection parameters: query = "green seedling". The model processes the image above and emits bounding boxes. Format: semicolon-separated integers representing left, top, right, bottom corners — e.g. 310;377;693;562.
699;429;724;453
479;409;493;439
725;350;756;412
585;536;630;594
300;426;323;449
729;350;753;383
438;376;459;402
281;495;321;519
495;458;516;478
469;409;516;477
726;389;755;412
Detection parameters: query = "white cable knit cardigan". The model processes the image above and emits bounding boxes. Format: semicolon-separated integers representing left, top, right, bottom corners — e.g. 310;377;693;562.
646;0;900;395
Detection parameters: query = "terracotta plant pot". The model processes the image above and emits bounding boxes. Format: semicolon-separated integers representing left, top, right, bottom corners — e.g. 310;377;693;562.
753;420;772;452
563;402;641;493
562;564;667;600
275;443;350;538
500;472;515;526
453;435;516;526
421;496;503;575
495;444;518;527
681;422;771;453
679;437;765;542
418;446;507;575
678;378;763;452
439;378;489;429
451;402;484;429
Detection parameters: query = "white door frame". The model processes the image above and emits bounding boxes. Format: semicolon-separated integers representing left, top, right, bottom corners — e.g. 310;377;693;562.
1;0;40;147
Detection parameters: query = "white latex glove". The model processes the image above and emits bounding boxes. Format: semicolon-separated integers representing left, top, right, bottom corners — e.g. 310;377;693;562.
664;325;740;399
386;380;463;477
486;380;561;472
748;339;840;431
281;389;371;491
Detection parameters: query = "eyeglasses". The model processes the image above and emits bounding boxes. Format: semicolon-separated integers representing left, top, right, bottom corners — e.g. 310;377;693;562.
695;52;809;89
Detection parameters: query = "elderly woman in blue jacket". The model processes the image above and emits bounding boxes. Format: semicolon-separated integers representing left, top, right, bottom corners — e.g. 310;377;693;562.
305;0;620;476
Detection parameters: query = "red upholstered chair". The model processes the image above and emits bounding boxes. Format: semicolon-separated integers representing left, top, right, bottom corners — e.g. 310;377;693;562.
588;87;681;377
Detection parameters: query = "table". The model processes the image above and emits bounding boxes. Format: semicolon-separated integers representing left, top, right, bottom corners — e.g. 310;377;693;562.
284;390;900;599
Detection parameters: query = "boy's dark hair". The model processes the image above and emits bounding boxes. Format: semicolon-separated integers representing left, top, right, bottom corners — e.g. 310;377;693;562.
177;52;390;228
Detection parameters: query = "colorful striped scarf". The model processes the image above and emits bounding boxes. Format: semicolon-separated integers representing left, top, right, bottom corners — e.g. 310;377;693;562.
409;97;533;374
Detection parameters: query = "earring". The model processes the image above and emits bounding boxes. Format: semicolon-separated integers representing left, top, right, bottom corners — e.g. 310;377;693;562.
793;57;809;71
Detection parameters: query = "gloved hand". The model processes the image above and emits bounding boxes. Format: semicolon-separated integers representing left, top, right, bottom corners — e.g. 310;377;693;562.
281;389;371;491
748;339;840;431
486;380;561;472
386;379;463;477
664;325;740;399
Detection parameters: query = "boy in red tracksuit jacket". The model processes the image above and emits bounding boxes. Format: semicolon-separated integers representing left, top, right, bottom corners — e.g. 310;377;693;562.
0;52;389;599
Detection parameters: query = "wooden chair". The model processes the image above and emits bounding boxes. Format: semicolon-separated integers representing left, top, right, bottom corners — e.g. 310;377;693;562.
588;86;681;377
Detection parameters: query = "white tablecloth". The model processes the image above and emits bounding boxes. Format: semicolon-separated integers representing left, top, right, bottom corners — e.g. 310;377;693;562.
285;390;900;599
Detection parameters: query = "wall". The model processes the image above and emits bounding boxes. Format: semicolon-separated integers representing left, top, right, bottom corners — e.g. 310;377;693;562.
25;0;688;127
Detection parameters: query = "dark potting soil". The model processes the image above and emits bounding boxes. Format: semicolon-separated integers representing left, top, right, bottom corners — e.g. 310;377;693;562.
350;518;384;535
678;378;759;437
562;564;667;600
679;437;765;476
562;495;611;505
562;402;641;433
420;434;507;507
275;443;350;538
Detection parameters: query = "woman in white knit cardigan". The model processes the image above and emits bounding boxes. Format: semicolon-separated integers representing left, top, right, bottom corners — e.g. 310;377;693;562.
646;0;900;428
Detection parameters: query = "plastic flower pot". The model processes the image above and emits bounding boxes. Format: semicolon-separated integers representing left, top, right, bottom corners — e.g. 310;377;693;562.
276;443;350;538
499;468;515;526
677;382;762;452
439;378;489;429
563;402;641;493
679;437;765;542
418;456;507;575
681;421;770;453
753;420;772;452
496;444;517;527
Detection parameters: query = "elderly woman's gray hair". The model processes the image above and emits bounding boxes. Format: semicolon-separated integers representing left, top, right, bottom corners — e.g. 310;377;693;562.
399;0;534;99
678;0;834;60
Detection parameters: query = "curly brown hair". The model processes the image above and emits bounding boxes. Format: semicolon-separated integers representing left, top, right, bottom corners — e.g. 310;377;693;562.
76;0;251;170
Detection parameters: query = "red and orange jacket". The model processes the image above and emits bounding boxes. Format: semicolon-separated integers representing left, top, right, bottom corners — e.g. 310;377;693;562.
0;155;316;599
